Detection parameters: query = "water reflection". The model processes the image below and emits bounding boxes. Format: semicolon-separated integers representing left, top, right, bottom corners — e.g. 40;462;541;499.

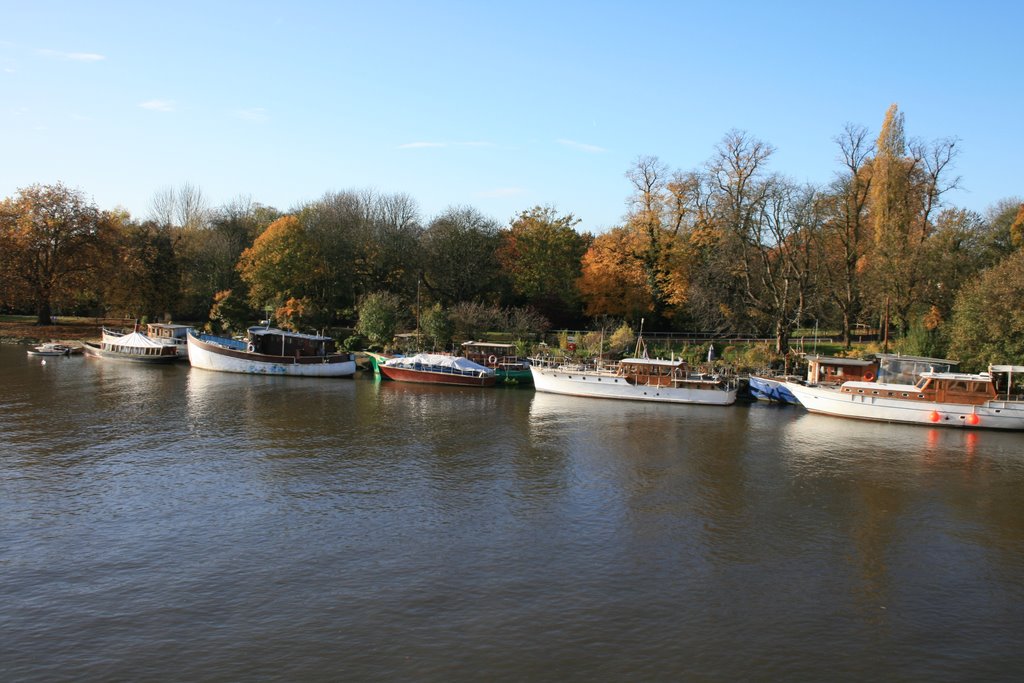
5;345;1024;681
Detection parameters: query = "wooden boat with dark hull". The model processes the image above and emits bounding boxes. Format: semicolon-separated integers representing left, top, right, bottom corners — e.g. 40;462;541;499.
378;353;497;387
186;327;356;377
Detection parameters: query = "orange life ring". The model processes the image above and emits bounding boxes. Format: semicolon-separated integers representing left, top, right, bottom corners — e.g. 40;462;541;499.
864;371;875;381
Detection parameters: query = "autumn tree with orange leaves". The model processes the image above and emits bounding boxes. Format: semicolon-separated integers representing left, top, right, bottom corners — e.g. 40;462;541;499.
578;157;691;325
0;183;111;324
237;215;326;329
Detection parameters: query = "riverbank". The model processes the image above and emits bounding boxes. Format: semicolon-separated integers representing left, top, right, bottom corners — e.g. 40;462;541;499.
0;317;104;345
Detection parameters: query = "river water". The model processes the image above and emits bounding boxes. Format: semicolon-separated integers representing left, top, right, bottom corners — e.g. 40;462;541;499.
3;344;1024;681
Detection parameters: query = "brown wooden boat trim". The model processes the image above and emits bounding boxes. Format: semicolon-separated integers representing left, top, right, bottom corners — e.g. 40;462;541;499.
190;334;352;365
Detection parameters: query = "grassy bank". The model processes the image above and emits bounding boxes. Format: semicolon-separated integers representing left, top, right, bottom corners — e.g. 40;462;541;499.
0;315;109;344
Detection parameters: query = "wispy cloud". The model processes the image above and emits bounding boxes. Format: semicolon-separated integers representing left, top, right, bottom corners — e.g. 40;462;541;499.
399;141;446;149
557;138;607;153
37;49;106;62
477;187;527;198
139;99;175;112
398;140;496;150
235;107;269;122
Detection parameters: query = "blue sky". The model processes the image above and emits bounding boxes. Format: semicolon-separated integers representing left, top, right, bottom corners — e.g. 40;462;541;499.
2;1;1021;232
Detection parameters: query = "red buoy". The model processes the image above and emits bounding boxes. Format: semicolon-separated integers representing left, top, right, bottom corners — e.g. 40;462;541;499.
966;413;980;426
930;411;941;423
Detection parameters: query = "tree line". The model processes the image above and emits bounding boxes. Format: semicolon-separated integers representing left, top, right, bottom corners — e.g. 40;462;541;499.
2;104;1022;369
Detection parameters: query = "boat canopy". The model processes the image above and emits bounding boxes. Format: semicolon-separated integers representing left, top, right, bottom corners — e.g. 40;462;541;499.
105;331;166;349
384;353;494;374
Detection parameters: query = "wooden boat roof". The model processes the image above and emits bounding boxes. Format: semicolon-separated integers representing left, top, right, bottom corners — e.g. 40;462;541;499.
147;323;192;331
990;365;1024;373
804;355;875;367
461;341;516;350
619;357;684;368
918;370;994;382
875;352;959;366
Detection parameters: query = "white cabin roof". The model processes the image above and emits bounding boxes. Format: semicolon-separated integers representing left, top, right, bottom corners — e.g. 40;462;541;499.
619;357;684;368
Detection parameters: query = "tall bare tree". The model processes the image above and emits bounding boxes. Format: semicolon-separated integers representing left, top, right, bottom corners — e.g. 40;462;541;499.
818;124;873;348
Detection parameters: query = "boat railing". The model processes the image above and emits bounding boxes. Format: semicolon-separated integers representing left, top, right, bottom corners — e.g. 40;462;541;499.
199;333;248;351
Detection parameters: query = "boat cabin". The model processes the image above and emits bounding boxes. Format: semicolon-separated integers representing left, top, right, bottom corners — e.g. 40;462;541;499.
617;358;684;387
614;357;725;390
461;341;523;368
875;353;959;384
247;327;337;357
840;371;997;405
989;365;1024;400
146;323;192;342
805;355;879;385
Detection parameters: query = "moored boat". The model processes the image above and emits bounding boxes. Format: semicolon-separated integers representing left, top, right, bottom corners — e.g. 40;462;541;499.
784;365;1024;430
460;341;532;384
750;356;878;405
104;323;193;359
27;342;72;357
145;323;193;359
186;327;356;377
750;353;958;405
747;374;801;404
83;331;180;363
378;353;497;386
530;355;737;405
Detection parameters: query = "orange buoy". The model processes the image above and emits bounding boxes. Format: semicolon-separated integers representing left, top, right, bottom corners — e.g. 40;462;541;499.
929;411;941;423
966;413;980;426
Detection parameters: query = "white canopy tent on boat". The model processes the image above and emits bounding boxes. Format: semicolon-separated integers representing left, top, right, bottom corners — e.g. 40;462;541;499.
383;353;494;374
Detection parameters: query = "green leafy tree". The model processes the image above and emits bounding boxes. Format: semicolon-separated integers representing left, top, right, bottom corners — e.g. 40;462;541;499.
496;205;589;326
420;206;503;305
420;303;454;351
355;290;408;347
947;249;1024;369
